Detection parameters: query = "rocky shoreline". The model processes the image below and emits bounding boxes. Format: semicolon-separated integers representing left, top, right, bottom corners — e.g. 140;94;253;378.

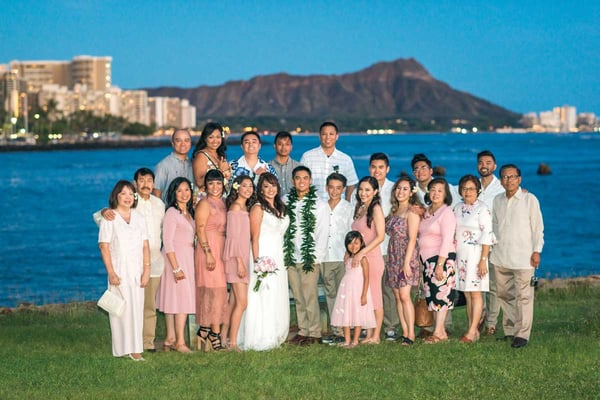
1;275;598;316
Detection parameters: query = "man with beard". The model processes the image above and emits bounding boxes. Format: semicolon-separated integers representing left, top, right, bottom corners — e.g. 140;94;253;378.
476;150;506;337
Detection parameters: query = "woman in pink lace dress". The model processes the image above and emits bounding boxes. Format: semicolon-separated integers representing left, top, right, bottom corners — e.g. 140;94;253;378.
195;169;228;351
351;176;385;344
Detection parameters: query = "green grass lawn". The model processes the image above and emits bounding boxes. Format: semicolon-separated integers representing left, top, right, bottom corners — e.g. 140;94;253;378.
1;286;599;400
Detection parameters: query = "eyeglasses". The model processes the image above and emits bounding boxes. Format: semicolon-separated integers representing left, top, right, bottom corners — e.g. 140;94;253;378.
461;187;478;192
501;175;520;181
413;165;430;172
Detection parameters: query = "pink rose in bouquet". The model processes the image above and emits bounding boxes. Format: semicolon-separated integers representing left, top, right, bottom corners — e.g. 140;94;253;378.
253;256;278;292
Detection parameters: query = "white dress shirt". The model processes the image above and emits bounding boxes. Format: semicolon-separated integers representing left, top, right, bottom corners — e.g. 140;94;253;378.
324;199;354;262
490;188;544;270
300;147;359;200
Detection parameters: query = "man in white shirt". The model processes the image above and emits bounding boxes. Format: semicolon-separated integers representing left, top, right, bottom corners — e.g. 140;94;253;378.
230;131;277;186
153;129;194;202
476;150;507;336
320;173;353;344
94;168;165;352
491;164;544;348
284;166;330;346
300;122;358;201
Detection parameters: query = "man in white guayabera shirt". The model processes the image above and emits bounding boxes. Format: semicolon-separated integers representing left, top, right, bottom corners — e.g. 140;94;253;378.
300;121;358;201
491;163;544;349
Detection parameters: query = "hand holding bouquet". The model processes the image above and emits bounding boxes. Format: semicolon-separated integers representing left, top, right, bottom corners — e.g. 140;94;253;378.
253;256;278;292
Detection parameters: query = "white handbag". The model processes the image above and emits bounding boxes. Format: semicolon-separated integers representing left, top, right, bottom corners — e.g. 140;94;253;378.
97;285;126;317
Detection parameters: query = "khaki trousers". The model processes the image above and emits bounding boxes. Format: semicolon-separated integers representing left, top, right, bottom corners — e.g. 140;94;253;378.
143;276;161;350
485;262;502;328
288;263;321;338
495;265;535;340
382;256;400;332
321;261;345;335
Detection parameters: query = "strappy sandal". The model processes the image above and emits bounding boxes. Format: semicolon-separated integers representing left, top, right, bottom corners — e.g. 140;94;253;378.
208;330;224;351
401;337;414;346
197;326;211;351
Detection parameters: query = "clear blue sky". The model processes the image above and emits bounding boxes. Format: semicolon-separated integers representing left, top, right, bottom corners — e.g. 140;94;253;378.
1;0;598;114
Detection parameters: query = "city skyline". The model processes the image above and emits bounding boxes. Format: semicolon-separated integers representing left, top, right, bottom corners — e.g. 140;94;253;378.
1;0;598;114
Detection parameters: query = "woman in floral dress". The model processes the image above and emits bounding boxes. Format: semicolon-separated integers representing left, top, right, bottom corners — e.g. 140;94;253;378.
454;174;496;343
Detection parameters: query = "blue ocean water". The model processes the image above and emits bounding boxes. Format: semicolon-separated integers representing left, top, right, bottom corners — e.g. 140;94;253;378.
1;132;599;307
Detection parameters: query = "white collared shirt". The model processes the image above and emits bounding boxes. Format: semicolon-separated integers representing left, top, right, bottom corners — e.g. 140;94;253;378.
324;199;354;262
94;194;165;277
300;146;359;200
490;188;544;270
479;175;505;213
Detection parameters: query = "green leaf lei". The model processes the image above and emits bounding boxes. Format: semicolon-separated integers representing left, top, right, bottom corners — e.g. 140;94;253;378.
283;185;317;273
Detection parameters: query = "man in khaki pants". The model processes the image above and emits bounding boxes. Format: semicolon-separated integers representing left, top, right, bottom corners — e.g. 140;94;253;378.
285;166;329;346
490;164;544;349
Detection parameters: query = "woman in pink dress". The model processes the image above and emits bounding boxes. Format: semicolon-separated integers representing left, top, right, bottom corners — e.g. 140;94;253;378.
418;177;457;344
351;176;385;344
156;177;196;353
223;174;255;351
195;169;228;351
331;231;376;348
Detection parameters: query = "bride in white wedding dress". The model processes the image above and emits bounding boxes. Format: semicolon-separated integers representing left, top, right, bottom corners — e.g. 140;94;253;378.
238;173;290;351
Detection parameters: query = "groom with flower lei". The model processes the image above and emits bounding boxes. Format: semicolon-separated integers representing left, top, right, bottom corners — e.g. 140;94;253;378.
284;166;330;346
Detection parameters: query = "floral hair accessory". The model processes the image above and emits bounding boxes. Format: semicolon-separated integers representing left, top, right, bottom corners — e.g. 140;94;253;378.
232;182;240;191
134;192;139;201
411;185;418;194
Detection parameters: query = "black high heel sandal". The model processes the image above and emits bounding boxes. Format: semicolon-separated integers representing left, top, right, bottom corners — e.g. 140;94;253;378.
208;330;223;351
197;326;211;351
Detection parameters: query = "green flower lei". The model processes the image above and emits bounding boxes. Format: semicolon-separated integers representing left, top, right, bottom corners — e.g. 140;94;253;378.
283;185;317;273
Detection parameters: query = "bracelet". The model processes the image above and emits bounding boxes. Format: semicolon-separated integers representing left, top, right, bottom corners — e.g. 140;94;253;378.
481;256;488;261
437;262;443;267
172;267;182;274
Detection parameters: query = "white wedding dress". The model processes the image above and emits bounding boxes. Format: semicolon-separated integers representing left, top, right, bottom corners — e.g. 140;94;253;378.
239;209;290;351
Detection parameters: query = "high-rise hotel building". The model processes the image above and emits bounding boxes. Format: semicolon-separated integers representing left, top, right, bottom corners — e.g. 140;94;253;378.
9;56;111;92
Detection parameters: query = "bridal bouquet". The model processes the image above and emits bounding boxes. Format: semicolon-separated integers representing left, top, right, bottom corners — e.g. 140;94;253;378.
253;256;278;292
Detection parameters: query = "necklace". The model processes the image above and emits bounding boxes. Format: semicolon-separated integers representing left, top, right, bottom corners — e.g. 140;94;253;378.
284;186;317;273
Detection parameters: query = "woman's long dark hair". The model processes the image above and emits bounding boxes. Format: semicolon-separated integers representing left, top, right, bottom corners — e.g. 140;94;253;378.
389;176;422;215
192;122;227;159
165;177;195;218
354;176;381;228
256;173;286;218
225;174;256;210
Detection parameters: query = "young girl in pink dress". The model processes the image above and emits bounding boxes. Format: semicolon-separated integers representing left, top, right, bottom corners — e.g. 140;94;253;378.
331;231;376;348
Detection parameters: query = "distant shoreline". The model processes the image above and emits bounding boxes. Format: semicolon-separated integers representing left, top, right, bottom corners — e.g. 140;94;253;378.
2;275;598;312
0;138;172;153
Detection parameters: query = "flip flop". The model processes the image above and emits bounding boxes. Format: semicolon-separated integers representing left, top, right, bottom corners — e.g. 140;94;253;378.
424;335;448;344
